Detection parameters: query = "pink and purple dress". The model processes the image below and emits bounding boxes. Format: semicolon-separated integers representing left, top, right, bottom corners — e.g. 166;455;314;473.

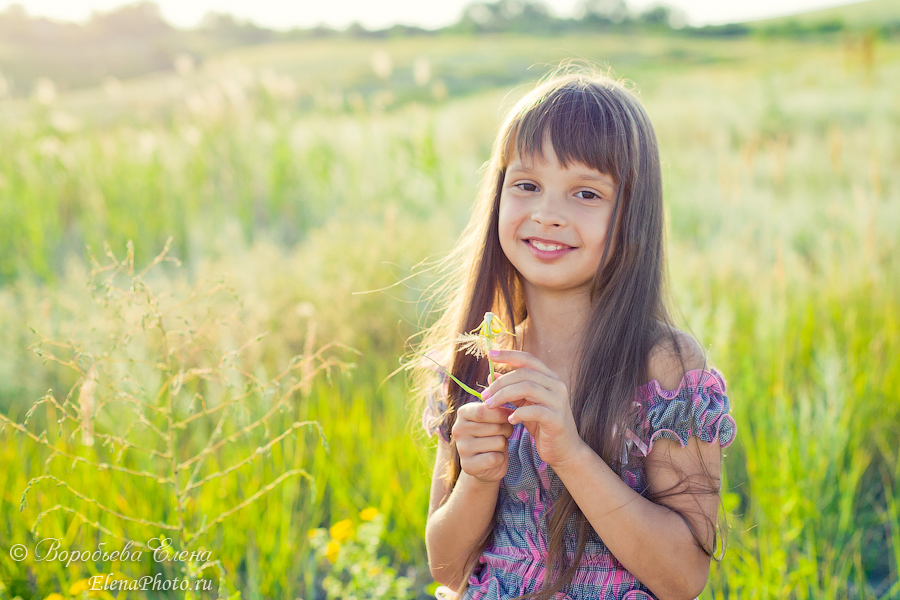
422;368;736;600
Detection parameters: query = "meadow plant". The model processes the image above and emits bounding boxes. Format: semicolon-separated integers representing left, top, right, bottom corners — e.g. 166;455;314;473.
0;32;897;598
0;239;351;599
307;507;413;600
455;311;514;385
421;311;514;401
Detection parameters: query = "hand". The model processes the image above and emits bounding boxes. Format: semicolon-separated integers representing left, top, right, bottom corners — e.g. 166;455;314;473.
452;400;515;484
482;349;586;468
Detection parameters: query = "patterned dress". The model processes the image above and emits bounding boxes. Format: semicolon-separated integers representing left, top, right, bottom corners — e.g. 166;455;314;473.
422;367;736;600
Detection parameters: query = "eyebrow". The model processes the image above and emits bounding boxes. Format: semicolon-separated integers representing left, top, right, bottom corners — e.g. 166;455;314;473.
572;171;616;187
507;165;616;189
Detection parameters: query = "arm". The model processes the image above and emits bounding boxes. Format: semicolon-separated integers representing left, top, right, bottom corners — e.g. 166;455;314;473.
425;439;500;588
552;336;720;599
552;436;719;600
425;402;515;588
485;336;720;600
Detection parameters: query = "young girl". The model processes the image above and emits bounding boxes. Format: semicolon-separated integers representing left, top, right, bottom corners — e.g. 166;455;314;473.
412;69;736;600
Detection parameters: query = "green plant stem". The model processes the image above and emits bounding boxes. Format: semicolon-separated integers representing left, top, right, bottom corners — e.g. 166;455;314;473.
415;351;483;400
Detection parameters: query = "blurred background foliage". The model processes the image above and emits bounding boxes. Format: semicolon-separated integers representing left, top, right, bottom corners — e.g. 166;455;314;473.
0;0;898;96
0;0;899;598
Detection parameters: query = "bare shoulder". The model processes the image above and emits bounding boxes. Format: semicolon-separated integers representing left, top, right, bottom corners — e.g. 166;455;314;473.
647;328;707;391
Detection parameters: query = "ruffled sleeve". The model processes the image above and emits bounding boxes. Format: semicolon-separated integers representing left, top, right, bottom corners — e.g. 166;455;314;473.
627;368;736;457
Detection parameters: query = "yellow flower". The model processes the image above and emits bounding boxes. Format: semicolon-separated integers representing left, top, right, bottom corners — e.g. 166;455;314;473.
457;312;513;357
457;312;514;384
478;311;512;341
329;518;354;543
43;594;65;600
359;507;379;521
325;540;340;563
70;579;92;594
421;314;514;401
70;576;110;598
367;566;383;576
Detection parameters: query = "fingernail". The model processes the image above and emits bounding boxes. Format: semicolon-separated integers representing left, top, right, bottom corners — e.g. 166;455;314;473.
489;350;499;356
507;414;514;423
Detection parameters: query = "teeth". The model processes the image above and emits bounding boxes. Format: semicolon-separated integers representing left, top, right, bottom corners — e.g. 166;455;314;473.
531;241;565;251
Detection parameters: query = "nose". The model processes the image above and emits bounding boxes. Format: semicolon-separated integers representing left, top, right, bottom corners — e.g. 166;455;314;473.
530;191;566;227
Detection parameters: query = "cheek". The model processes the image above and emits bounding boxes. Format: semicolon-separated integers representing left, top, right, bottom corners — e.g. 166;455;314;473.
593;205;614;235
497;199;517;244
596;211;616;255
581;208;614;253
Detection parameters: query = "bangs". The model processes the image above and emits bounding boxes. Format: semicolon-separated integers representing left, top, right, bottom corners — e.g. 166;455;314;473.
504;79;630;184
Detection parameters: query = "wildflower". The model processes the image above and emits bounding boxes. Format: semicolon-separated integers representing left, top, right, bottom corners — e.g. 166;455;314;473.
43;594;65;600
359;507;379;521
325;540;340;563
457;312;511;355
419;312;514;401
69;577;106;598
455;333;488;359
456;312;513;384
329;518;354;543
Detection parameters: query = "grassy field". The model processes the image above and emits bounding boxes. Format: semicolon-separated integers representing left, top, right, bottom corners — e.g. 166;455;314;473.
748;0;900;29
0;28;898;600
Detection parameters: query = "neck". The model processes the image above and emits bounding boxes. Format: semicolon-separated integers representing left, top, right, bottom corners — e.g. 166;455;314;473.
518;286;592;384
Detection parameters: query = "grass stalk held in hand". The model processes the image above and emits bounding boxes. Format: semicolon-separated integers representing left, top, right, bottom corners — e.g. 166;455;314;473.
419;312;513;401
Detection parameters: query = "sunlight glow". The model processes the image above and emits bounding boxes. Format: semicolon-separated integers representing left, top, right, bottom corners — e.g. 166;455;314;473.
2;0;873;30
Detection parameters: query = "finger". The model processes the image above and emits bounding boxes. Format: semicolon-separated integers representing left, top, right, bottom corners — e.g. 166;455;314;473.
452;409;514;439
507;404;551;426
459;402;516;424
487;349;558;378
460;435;509;454
485;379;558;410
463;420;515;438
483;368;561;406
466;451;506;473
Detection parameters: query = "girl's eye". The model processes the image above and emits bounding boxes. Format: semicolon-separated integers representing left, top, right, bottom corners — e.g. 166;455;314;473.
516;183;538;192
576;190;601;200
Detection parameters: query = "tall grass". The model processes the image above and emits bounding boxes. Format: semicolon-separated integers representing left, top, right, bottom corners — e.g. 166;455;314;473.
0;33;897;598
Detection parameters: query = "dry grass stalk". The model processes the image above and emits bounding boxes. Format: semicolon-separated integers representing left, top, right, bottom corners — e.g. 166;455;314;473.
0;237;354;598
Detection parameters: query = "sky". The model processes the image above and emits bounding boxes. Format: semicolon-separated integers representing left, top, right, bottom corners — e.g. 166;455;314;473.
1;0;870;30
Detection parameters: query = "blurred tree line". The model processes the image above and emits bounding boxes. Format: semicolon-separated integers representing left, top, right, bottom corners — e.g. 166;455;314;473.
0;1;270;94
0;0;896;97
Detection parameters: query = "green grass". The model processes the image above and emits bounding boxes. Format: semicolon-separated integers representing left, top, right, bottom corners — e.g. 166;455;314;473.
748;0;900;29
0;31;898;599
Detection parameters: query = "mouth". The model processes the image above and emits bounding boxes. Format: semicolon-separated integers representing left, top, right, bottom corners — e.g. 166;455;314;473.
524;238;575;258
526;238;573;251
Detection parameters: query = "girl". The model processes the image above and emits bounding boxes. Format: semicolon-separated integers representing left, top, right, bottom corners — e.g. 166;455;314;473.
412;68;736;600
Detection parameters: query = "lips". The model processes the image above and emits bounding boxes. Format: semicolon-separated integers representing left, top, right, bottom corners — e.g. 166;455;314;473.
526;238;573;252
524;238;575;259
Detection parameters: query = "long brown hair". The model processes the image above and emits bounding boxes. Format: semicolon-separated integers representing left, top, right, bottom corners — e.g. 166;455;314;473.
410;66;720;599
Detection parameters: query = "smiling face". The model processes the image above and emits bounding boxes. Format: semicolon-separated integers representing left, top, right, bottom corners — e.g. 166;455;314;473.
498;137;617;300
